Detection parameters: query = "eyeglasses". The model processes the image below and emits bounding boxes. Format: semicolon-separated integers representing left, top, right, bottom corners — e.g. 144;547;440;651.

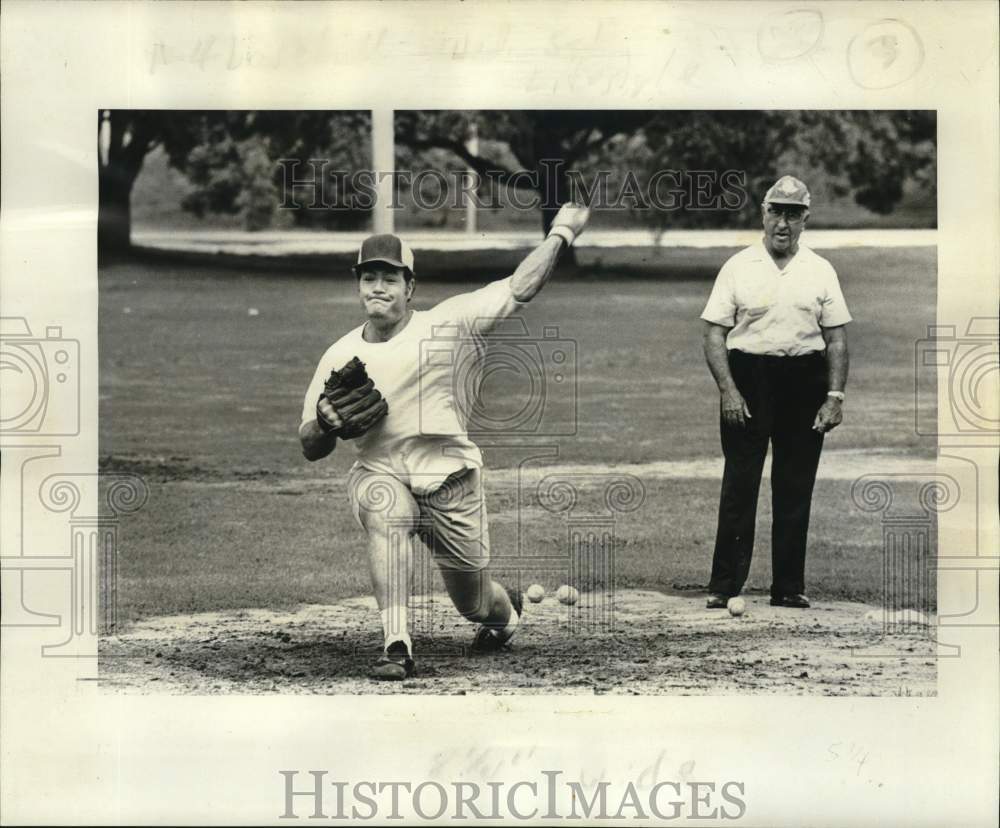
765;204;807;222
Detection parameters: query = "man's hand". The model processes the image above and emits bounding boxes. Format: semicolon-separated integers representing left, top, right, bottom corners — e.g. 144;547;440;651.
511;204;591;302
316;358;389;440
316;395;345;433
721;388;752;429
812;398;843;433
547;202;591;246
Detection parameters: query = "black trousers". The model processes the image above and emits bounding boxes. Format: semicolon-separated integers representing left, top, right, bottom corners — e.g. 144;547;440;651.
708;349;829;598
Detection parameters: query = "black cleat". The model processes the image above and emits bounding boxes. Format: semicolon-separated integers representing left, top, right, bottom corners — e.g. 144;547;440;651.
369;640;415;680
471;586;524;654
770;593;811;609
706;593;729;609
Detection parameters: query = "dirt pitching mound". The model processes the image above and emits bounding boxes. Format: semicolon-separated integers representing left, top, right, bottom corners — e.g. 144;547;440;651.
100;590;935;696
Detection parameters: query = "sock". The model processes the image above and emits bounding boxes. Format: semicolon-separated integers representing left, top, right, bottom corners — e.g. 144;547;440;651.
380;607;412;653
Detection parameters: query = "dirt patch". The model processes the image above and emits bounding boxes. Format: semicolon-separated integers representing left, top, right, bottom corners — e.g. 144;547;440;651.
100;590;935;696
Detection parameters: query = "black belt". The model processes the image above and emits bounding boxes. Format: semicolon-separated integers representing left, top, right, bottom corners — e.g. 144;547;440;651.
730;349;825;363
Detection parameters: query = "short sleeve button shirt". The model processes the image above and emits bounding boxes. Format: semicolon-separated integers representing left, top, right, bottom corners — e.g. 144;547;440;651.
700;242;852;356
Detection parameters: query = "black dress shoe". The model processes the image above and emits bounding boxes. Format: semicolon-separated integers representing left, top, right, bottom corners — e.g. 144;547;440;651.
706;593;729;609
770;593;811;608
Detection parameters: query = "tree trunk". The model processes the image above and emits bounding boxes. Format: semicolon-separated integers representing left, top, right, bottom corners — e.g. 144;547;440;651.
98;161;133;262
98;112;157;265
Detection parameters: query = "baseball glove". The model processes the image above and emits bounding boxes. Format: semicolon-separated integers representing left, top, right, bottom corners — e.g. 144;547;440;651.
316;357;388;439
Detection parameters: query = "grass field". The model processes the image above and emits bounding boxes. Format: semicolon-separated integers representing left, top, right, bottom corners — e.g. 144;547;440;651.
99;245;937;627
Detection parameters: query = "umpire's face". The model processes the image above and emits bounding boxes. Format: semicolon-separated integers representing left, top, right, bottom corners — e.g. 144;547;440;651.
762;202;808;255
357;263;414;324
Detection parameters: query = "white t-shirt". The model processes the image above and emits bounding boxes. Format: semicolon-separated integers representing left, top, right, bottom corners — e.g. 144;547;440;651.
700;241;852;356
301;276;527;494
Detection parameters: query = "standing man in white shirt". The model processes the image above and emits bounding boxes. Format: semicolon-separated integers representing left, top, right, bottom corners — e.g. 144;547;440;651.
299;203;590;680
700;176;851;610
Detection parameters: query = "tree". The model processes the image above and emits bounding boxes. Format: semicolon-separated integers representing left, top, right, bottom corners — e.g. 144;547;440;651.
98;110;371;259
99;109;936;260
99;110;231;259
395;110;655;234
631;110;937;230
394;109;937;233
98;111;168;259
790;110;936;215
178;111;372;231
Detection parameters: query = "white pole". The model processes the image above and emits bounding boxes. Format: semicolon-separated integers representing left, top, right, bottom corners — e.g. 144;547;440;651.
99;110;111;166
465;121;479;236
372;109;394;234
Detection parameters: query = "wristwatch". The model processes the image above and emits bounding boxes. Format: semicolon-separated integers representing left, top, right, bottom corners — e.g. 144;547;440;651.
827;391;846;402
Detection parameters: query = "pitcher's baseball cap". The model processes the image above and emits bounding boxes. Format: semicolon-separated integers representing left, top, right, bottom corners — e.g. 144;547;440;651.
763;175;811;207
353;233;415;278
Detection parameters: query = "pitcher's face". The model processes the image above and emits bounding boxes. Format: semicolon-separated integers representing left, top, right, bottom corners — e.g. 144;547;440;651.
357;264;413;323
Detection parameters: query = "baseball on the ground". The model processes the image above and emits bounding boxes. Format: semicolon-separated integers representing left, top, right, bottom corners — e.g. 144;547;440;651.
526;584;546;603
727;596;746;617
556;585;580;605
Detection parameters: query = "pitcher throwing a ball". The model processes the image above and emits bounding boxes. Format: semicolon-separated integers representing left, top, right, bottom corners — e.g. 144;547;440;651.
299;203;590;680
